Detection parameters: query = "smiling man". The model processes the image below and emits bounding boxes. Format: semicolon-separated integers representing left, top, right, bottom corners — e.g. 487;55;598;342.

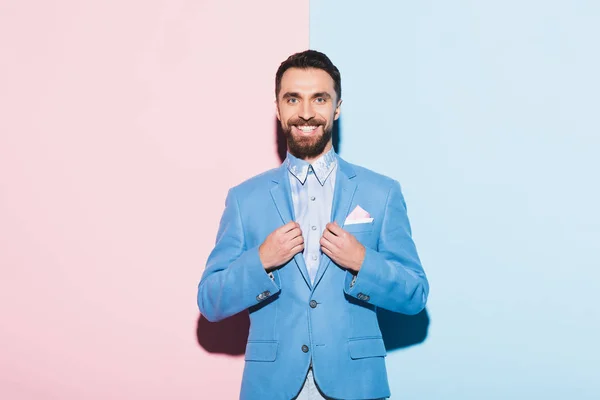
198;50;429;400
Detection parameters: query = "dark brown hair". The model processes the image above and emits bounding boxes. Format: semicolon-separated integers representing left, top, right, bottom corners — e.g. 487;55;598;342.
275;50;341;102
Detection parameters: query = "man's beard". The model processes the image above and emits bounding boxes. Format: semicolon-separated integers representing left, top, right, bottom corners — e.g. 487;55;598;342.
283;117;332;159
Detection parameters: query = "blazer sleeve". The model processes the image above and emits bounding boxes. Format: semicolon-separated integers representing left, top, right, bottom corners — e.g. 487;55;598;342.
343;180;429;315
197;188;281;322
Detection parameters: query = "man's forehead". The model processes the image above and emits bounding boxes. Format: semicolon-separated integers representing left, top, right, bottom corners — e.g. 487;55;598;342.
280;67;335;94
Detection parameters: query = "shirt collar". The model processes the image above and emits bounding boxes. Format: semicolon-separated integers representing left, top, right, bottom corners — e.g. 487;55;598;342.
285;147;337;186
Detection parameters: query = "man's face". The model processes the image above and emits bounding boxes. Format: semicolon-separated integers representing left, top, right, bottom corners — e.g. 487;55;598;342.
276;67;341;160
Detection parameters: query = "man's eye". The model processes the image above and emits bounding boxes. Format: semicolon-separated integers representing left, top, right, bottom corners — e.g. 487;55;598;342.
287;98;298;104
315;97;326;104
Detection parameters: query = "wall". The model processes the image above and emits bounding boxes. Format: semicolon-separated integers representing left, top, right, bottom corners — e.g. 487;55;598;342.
0;1;307;398
311;1;599;398
2;1;599;399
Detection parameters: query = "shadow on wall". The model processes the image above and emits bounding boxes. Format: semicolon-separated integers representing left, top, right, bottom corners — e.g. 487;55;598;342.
196;312;249;355
196;117;430;355
197;308;430;356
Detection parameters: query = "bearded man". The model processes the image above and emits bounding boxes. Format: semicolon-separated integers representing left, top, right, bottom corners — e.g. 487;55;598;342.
198;50;429;400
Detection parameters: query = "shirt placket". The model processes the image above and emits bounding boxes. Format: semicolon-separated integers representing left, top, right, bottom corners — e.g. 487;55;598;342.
306;168;320;283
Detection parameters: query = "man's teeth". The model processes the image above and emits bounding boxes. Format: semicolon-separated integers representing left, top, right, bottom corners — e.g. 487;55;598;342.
297;126;317;132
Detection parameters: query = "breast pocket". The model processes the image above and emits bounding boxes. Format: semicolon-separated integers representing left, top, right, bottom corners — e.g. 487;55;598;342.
343;220;374;234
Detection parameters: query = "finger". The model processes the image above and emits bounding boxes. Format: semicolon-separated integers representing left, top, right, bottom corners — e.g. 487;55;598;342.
320;236;337;252
289;235;304;247
285;227;303;240
326;222;345;237
290;243;304;255
321;245;333;258
322;229;342;246
278;221;298;234
321;243;337;262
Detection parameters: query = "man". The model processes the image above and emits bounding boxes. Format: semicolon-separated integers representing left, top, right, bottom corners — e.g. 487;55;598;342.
198;50;429;400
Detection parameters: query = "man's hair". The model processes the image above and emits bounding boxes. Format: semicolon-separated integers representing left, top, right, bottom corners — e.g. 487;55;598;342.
275;50;341;102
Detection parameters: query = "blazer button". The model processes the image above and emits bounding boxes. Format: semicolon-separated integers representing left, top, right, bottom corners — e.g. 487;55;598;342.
301;344;309;353
309;300;317;308
358;293;370;301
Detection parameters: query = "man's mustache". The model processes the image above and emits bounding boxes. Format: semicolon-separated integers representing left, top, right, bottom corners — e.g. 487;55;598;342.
287;117;326;127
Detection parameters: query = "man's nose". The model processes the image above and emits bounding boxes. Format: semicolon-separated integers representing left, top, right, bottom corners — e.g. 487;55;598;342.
299;102;315;121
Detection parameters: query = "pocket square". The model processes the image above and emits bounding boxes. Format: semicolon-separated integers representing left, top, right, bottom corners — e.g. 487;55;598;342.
344;205;374;225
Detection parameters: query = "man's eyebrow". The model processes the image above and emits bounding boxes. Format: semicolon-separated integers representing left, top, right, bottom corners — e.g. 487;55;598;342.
312;92;332;99
281;92;300;99
281;92;332;100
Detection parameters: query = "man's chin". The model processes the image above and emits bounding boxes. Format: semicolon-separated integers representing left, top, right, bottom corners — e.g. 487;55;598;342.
284;126;332;159
290;135;320;145
287;133;317;147
288;140;330;159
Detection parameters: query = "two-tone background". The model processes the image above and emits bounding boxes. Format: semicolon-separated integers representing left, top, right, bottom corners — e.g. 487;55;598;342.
1;1;599;399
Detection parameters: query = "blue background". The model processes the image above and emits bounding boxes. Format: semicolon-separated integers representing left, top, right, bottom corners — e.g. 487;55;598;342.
311;1;600;398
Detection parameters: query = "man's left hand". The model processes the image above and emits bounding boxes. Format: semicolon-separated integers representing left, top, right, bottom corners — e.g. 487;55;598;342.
320;222;365;273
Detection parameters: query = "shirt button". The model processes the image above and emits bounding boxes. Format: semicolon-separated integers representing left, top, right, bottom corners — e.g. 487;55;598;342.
311;226;317;231
310;300;318;308
302;344;309;353
310;196;316;201
312;255;318;261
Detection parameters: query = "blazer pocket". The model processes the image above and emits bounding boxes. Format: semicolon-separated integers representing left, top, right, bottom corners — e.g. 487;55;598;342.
343;221;374;234
347;337;387;359
245;340;278;362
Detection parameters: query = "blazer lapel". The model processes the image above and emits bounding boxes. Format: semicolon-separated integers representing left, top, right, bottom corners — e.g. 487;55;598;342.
269;164;312;288
312;157;357;289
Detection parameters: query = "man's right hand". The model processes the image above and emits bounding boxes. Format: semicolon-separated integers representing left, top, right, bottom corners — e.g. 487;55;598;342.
258;221;304;271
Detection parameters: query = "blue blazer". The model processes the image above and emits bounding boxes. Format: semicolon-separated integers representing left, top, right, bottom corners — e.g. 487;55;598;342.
198;155;429;400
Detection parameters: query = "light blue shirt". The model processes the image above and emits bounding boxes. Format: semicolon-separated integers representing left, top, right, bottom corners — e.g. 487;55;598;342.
285;148;337;284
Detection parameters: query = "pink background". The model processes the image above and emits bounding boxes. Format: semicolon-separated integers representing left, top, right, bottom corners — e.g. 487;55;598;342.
0;1;308;398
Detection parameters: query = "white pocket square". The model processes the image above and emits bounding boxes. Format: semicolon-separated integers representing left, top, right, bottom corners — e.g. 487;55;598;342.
345;217;374;225
344;205;373;225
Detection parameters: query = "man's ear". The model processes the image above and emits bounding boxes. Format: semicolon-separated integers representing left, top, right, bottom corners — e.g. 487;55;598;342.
334;99;343;120
275;100;281;121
